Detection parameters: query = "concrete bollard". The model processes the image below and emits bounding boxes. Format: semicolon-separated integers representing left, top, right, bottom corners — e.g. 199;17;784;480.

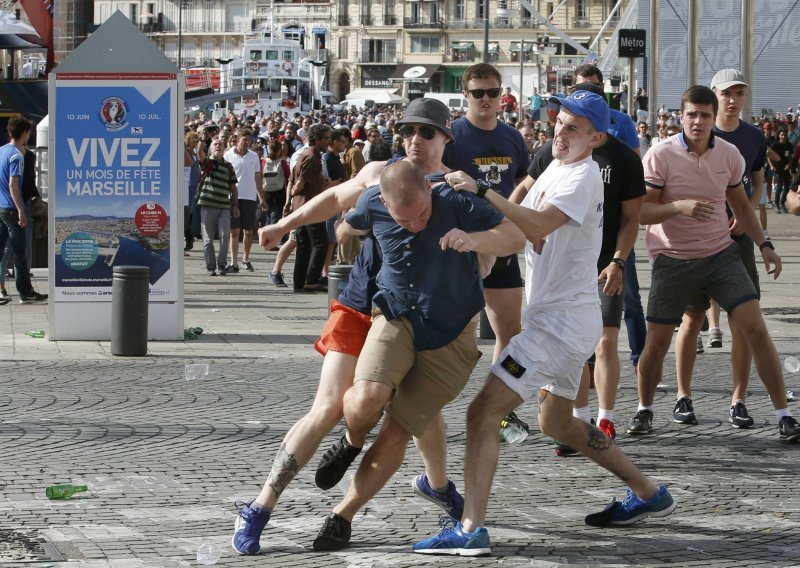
111;266;149;356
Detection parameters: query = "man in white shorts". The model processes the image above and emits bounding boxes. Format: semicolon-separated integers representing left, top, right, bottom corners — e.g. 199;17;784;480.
413;91;676;557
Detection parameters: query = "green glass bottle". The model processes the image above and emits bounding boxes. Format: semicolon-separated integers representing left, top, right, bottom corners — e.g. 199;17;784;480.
26;330;46;338
46;484;88;499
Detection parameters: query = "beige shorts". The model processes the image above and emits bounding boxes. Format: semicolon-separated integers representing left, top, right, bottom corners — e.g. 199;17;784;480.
354;314;481;437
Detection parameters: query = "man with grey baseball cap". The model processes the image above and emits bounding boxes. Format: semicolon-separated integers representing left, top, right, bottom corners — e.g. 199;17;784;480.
710;68;748;91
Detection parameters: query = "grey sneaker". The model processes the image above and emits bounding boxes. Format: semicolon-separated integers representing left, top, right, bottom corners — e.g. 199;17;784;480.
708;328;723;348
673;397;698;425
778;416;800;442
729;400;754;429
695;335;704;354
626;409;654;435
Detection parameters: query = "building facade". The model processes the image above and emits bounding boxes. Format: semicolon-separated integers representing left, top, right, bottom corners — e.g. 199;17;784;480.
92;0;628;101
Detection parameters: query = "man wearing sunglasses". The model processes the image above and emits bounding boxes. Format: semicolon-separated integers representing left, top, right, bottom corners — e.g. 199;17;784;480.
234;99;498;556
443;62;530;376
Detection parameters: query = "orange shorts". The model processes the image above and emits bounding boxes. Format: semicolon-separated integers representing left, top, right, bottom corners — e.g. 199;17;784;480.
314;299;373;357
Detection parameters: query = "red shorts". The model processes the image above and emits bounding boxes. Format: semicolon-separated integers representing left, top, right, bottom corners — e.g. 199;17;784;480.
314;299;372;357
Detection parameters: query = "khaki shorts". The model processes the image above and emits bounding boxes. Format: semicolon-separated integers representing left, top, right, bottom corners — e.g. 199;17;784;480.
353;314;481;437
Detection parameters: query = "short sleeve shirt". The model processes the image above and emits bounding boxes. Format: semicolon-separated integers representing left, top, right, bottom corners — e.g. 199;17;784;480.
443;117;530;199
0;143;24;209
345;183;504;351
643;132;745;261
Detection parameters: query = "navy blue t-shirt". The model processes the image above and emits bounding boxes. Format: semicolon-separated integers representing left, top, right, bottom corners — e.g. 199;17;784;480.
337;235;381;314
443;117;530;199
713;120;767;198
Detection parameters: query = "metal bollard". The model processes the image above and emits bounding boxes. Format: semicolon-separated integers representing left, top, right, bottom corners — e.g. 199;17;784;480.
111;266;149;356
327;264;353;308
478;308;496;340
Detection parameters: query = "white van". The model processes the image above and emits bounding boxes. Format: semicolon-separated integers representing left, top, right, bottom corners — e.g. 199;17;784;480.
423;92;468;112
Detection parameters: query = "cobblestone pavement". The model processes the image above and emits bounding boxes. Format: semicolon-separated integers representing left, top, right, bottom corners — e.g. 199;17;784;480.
1;218;800;568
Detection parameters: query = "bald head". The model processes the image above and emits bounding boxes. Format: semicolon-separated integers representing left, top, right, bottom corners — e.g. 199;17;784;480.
379;161;429;207
379;161;433;233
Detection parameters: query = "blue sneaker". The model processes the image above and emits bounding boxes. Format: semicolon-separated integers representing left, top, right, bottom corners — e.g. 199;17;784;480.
413;520;491;556
585;485;676;527
411;474;464;521
232;500;271;555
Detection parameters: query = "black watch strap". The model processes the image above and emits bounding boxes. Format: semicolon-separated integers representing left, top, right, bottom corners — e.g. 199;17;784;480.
611;257;626;270
476;180;490;199
759;240;774;251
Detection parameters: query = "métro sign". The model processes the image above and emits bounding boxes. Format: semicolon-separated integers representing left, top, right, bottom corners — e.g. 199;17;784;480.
618;29;646;58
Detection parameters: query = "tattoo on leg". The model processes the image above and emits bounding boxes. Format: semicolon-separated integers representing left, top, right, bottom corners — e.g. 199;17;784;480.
266;442;300;497
584;421;614;453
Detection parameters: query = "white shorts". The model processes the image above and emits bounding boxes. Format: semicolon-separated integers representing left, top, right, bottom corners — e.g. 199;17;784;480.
492;306;602;402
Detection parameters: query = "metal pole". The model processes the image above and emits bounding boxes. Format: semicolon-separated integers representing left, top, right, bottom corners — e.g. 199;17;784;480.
483;18;489;63
519;38;524;107
688;0;698;87
741;0;753;121
177;0;183;69
648;0;659;133
628;57;635;118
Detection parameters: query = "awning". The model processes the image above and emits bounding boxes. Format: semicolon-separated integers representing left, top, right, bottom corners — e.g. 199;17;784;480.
311;27;327;34
345;88;407;105
509;41;534;53
389;64;440;82
451;42;475;51
0;80;47;125
487;42;499;54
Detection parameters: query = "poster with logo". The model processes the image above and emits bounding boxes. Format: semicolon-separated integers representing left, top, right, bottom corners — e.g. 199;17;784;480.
53;75;178;301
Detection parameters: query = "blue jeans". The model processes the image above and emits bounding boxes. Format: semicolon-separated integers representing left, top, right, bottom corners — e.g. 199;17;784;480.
0;207;34;296
0;201;32;284
623;250;647;365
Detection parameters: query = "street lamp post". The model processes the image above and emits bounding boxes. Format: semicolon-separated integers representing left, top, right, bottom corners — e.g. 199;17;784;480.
519;38;524;106
177;0;189;69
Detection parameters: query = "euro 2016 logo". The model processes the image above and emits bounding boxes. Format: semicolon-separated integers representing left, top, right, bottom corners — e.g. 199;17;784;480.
99;97;129;131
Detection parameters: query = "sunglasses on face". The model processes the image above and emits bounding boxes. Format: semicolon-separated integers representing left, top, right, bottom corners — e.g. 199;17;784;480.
398;124;438;140
467;88;502;99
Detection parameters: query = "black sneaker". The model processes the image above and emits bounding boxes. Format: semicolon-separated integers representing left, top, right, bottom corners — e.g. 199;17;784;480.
554;441;579;457
225;264;240;273
241;260;254;272
626;409;654;435
673;397;698;425
19;291;48;303
312;513;351;551
207;270;217;276
778;416;800;442
315;435;362;490
270;272;287;287
729;400;754;429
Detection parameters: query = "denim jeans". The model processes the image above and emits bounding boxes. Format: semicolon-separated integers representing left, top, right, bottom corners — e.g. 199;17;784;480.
0;201;33;285
0;207;34;296
623;250;647;365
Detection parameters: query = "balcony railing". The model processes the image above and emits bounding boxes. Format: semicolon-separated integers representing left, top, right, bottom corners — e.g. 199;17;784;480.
403;18;444;29
360;15;373;25
155;21;253;33
358;54;398;64
383;14;397;25
445;17;541;29
337;14;350;26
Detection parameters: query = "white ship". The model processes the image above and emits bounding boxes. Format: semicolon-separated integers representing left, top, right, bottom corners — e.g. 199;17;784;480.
227;31;327;115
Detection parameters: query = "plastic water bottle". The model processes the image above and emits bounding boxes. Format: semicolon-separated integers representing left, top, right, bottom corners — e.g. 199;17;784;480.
785;356;800;374
499;412;530;444
46;484;88;499
500;422;528;444
26;330;45;338
196;542;221;565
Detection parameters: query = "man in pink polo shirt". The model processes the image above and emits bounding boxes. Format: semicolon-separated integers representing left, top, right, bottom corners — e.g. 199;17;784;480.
625;85;800;442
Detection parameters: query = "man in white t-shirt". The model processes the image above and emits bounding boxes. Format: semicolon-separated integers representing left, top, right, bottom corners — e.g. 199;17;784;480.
414;91;676;557
224;128;266;272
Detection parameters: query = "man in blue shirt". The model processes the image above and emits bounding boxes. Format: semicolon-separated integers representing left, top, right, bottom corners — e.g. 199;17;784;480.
311;160;524;551
0;117;46;304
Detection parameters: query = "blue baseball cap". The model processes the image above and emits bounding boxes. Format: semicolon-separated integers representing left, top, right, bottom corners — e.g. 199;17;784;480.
553;91;610;133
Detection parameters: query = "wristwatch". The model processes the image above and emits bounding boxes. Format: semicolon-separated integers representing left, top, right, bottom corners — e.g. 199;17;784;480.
611;257;626;270
475;179;490;199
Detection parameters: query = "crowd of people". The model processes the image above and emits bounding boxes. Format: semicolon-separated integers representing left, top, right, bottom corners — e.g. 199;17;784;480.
193;62;800;559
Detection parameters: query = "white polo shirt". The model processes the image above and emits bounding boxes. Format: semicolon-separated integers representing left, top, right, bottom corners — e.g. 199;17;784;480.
224;148;261;201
